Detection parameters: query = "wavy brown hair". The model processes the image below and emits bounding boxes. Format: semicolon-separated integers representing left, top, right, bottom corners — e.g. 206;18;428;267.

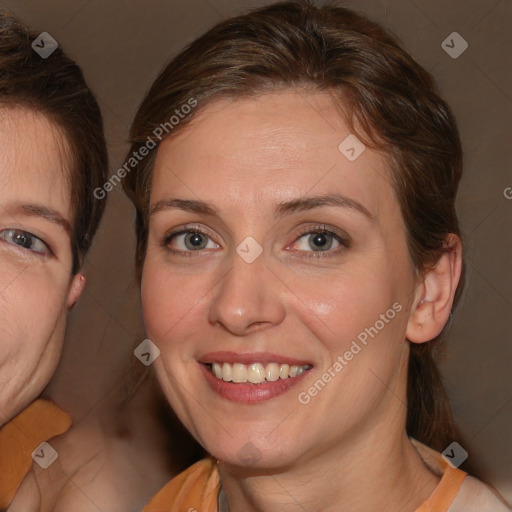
122;0;465;453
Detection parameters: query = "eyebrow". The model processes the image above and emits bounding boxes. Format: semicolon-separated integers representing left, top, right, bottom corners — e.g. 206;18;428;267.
15;204;71;234
275;194;374;221
150;194;374;222
150;198;218;217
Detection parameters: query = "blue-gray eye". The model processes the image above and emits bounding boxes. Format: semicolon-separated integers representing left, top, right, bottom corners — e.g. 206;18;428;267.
169;230;219;252
0;229;50;255
185;232;207;250
295;231;339;252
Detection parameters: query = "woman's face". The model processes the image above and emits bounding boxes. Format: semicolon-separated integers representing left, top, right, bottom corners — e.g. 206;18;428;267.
142;91;421;469
0;107;84;425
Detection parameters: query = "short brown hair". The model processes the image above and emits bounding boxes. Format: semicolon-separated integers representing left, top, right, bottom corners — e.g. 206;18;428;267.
123;0;465;451
0;12;108;273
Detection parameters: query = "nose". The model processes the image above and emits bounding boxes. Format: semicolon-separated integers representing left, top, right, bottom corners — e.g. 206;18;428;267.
208;250;286;336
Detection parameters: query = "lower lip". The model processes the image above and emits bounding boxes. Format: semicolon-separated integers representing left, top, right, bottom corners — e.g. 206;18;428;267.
200;363;311;404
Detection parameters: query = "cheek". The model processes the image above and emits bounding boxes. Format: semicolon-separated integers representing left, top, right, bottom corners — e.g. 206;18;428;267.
141;260;207;349
0;265;68;418
290;259;398;351
296;268;408;408
0;265;68;353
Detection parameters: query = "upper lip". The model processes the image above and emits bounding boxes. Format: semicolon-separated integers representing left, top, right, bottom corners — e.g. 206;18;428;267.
198;351;313;367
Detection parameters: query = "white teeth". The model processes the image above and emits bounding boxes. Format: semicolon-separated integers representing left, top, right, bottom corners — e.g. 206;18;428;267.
247;363;265;384
209;362;310;383
232;363;248;383
265;363;280;382
222;363;232;382
212;362;223;379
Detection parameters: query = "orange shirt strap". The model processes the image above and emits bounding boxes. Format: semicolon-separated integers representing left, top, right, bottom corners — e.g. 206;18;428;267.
143;456;220;512
416;464;467;511
412;439;467;512
0;399;72;508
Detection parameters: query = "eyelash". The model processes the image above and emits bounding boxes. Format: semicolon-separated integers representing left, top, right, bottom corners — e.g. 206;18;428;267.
293;224;351;257
0;228;52;257
161;223;351;258
162;225;217;258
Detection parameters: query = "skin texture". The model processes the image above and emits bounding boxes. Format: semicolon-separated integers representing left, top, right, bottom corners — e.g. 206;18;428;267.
0;108;176;512
9;384;178;512
0;107;85;426
142;91;462;512
2;107;175;512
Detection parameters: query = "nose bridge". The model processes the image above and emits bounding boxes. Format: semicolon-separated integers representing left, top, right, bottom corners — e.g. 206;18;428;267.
208;247;286;334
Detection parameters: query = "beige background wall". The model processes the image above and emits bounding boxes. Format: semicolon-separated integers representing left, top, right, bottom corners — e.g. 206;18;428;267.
4;0;511;505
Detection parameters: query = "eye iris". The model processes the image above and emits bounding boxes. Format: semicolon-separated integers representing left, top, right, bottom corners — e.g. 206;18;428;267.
14;231;31;249
309;232;331;251
185;232;206;250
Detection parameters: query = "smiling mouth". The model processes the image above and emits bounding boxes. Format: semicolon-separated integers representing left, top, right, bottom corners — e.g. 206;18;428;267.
205;362;313;384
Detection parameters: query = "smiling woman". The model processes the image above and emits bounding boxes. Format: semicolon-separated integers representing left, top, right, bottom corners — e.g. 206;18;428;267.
122;1;510;511
0;12;108;509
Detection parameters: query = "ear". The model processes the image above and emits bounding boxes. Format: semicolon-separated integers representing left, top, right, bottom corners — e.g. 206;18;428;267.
66;272;86;310
406;234;462;344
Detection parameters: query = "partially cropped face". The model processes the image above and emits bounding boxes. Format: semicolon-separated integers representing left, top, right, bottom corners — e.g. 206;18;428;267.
142;91;420;469
0;107;83;425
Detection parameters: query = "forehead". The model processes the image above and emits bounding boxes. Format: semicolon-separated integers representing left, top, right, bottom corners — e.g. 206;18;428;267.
151;91;399;226
0;106;72;218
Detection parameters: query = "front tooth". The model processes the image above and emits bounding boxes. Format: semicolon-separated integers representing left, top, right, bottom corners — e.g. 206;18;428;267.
265;363;280;382
222;363;232;382
289;365;299;378
212;363;223;378
248;363;265;384
280;364;289;379
232;363;248;383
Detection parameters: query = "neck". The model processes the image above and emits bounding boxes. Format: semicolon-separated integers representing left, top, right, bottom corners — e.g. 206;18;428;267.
218;417;440;512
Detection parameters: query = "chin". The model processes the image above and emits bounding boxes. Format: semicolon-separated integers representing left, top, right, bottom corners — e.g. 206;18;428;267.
204;434;301;472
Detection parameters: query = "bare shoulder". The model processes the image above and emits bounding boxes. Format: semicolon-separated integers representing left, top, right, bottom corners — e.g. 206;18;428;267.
10;410;174;512
448;475;511;512
51;412;174;512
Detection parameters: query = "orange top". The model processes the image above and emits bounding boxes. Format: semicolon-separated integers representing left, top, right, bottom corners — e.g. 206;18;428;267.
413;439;467;512
0;399;72;508
144;456;221;511
142;441;469;512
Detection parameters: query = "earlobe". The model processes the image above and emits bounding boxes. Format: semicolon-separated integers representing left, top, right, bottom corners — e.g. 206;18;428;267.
66;272;86;310
406;234;462;344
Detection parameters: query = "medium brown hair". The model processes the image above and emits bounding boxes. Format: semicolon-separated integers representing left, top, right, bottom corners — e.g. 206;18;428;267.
123;0;465;451
0;12;108;273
